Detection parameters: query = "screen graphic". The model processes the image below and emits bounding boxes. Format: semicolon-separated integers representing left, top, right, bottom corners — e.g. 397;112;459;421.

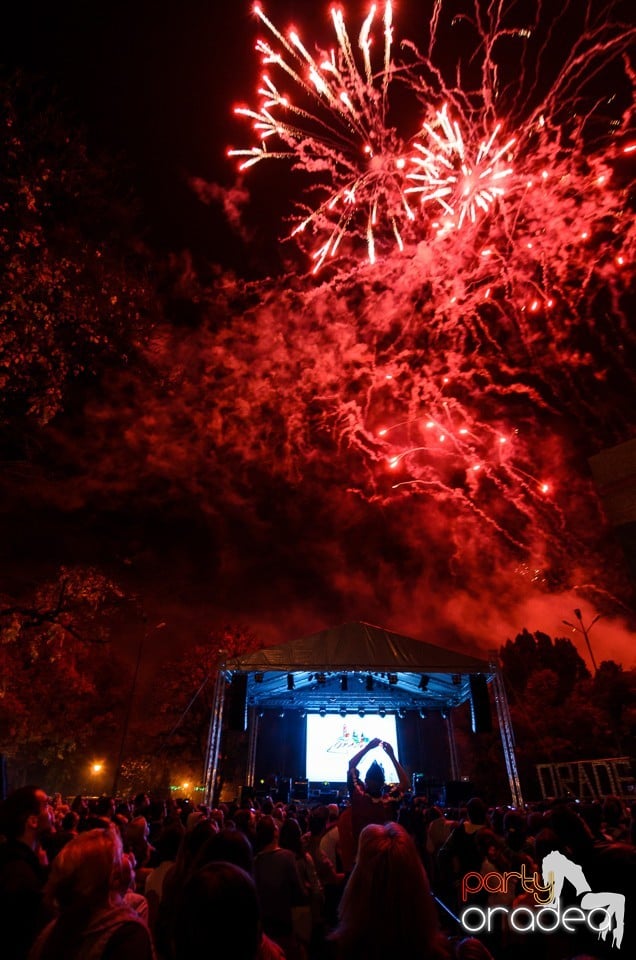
305;713;400;783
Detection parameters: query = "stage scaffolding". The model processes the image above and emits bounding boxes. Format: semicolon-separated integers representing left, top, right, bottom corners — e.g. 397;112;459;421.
205;640;523;807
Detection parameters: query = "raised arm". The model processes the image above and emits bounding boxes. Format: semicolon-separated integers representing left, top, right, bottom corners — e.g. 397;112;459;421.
348;736;382;776
381;741;410;791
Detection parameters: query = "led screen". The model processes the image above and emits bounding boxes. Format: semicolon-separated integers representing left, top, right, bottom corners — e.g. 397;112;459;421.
305;713;400;783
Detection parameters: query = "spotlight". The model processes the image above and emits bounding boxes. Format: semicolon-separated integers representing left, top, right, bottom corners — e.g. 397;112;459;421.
255;673;264;684
319;706;327;717
419;708;428;720
287;673;294;690
278;709;286;718
452;674;461;686
339;705;347;717
388;673;398;685
316;673;326;685
379;706;386;718
365;676;374;692
340;674;348;692
418;675;430;691
397;708;406;720
258;709;265;718
441;709;448;720
299;708;306;719
358;707;365;718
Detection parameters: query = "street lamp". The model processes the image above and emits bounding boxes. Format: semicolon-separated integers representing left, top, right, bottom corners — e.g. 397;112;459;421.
562;608;602;675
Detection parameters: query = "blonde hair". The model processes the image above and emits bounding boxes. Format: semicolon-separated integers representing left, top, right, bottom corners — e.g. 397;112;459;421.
332;822;449;960
47;825;123;912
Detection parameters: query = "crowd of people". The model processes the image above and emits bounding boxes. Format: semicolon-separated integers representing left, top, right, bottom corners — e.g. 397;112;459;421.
1;758;635;960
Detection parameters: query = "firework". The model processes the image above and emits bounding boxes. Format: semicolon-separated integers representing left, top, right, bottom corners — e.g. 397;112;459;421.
406;104;516;231
230;1;417;270
219;1;636;576
231;2;634;269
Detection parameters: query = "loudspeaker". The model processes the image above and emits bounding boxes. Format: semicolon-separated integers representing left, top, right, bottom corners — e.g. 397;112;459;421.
412;775;445;804
240;785;255;807
227;673;248;732
292;778;309;800
0;754;7;801
469;674;492;733
277;777;291;804
445;780;474;805
412;773;427;796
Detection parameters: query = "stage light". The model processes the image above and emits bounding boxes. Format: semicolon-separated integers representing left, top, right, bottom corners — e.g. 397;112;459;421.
358;707;365;718
418;675;430;691
279;709;286;718
365;676;374;692
340;674;348;692
452;674;461;686
316;673;326;684
339;705;347;717
379;706;386;718
441;709;448;720
255;673;264;683
287;673;294;690
319;706;327;717
397;708;407;720
299;708;306;719
388;674;398;685
257;709;265;718
419;708;428;720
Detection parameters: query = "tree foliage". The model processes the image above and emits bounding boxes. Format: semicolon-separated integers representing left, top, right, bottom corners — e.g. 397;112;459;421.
0;75;155;427
152;627;259;780
494;629;636;798
0;565;130;786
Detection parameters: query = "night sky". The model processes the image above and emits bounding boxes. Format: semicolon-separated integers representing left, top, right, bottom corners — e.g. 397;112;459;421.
2;0;636;689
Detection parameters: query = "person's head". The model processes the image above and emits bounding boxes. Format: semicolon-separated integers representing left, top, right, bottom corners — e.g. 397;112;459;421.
94;796;115;820
234;808;256;836
195;827;254;875
466;797;488;826
364;760;385;797
474;828;500;863
603;795;626;827
174;862;261;960
62;811;80;834
46;825;124;913
117;852;137;893
327;803;340;823
333;822;445;958
0;786;51;844
133;792;150;817
308;807;328;838
155;819;185;863
455;937;495;960
70;795;88;818
279;816;304;857
254;814;278;852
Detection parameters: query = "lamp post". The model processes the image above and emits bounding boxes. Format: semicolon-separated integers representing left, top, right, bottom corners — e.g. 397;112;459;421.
111;620;166;797
562;608;602;675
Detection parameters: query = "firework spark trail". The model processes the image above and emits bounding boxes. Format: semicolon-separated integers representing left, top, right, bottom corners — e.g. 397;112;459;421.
230;1;417;270
221;1;636;571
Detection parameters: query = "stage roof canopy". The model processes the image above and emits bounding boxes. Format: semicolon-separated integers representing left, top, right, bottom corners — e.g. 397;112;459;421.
224;621;493;714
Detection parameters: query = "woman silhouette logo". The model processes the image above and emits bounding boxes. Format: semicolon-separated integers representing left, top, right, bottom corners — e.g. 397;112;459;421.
542;850;625;949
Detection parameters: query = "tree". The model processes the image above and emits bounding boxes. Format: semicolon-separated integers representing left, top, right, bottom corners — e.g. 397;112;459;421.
0;565;130;789
0;75;155;429
151;627;259;788
497;629;635;798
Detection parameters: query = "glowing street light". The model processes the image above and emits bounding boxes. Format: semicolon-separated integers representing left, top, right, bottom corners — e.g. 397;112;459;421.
562;608;601;675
